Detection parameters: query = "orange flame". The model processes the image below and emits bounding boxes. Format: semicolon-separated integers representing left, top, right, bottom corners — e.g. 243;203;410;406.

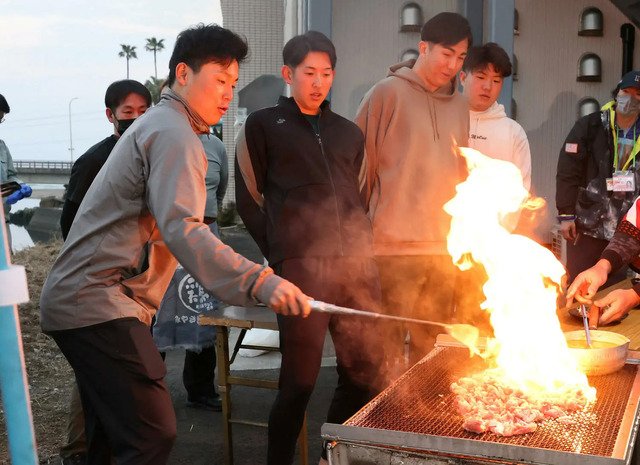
445;147;595;399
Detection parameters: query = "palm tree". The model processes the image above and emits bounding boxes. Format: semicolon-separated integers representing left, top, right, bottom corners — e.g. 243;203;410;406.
145;37;165;80
118;44;137;79
144;76;164;104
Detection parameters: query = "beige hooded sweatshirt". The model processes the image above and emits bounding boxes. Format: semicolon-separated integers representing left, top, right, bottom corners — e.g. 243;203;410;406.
355;61;470;256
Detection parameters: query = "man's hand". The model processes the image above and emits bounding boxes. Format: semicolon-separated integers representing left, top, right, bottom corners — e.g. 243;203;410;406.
6;183;32;205
566;259;611;306
594;288;640;325
268;281;311;317
559;220;577;241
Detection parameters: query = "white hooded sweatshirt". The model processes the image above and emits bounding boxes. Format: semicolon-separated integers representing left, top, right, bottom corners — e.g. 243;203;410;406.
468;102;531;190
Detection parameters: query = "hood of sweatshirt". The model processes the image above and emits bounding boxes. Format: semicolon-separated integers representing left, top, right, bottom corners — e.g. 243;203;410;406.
387;60;458;140
388;59;457;97
470;101;506;121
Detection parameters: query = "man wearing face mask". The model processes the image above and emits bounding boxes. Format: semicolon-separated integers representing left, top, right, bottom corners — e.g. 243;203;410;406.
58;79;151;465
557;70;640;287
59;80;152;238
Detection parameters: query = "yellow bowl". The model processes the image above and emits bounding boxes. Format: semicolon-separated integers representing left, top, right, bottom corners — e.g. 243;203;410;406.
564;330;630;376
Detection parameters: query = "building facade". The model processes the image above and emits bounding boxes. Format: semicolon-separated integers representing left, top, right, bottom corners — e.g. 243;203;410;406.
222;0;640;244
220;0;285;203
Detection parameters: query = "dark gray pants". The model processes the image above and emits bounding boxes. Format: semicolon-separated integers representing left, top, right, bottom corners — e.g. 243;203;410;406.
51;318;176;465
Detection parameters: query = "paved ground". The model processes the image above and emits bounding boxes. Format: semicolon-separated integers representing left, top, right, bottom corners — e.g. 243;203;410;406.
165;226;336;465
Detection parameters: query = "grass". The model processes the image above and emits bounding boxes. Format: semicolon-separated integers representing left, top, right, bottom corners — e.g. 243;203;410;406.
0;240;72;464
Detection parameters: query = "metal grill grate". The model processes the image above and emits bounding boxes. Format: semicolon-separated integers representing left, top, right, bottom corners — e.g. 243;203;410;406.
346;347;638;456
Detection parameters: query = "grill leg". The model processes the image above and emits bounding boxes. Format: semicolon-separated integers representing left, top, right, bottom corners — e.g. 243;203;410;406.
632;432;640;465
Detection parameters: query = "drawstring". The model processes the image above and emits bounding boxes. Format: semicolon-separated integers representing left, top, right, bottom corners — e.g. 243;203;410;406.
432;97;440;140
426;94;440;141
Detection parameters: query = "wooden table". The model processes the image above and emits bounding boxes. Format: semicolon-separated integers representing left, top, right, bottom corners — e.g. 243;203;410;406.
558;278;640;350
200;305;308;465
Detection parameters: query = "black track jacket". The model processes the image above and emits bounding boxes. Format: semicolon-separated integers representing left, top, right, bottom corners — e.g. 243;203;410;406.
235;96;374;265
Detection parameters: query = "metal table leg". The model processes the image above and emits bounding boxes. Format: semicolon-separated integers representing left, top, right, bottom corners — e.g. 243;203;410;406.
229;329;247;365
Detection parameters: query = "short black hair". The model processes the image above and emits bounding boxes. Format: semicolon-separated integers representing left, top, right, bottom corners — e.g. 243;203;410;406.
462;42;512;77
104;80;152;112
168;24;249;86
0;94;9;113
283;31;337;69
421;12;473;48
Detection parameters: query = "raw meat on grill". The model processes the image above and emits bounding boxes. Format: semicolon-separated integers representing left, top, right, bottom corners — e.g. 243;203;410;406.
450;369;592;436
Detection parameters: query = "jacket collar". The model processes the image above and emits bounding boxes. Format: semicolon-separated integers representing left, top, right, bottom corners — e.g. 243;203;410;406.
161;89;211;134
277;96;331;117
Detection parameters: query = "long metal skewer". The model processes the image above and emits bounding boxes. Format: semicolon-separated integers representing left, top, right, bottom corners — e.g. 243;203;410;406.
309;300;450;327
580;304;592;347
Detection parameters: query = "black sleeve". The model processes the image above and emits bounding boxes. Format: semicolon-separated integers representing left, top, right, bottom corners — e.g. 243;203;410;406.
556;116;592;216
59;198;80;240
66;156;103;206
235;117;270;259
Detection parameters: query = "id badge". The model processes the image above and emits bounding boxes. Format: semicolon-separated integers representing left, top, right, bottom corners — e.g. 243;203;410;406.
612;170;636;192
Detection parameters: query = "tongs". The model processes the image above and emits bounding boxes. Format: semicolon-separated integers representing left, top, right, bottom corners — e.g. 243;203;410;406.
580;304;592;348
309;300;479;347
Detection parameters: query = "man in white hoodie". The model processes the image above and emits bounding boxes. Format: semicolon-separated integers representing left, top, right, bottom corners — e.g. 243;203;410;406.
460;42;531;190
456;43;531;338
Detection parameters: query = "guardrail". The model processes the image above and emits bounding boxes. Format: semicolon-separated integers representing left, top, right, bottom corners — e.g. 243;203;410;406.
14;161;72;171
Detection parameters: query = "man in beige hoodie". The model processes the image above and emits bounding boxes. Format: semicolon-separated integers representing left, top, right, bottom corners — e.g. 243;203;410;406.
355;12;472;382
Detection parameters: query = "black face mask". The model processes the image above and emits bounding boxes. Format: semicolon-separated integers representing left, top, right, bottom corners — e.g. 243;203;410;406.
116;118;136;136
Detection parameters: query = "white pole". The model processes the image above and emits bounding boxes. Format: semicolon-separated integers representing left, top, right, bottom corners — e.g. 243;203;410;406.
68;97;78;162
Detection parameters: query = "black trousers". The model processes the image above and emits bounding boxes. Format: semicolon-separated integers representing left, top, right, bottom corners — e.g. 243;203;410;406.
51;318;177;465
566;234;627;287
267;257;383;465
183;345;217;398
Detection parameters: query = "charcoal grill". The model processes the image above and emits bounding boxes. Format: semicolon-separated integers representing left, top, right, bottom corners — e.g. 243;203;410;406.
322;346;640;464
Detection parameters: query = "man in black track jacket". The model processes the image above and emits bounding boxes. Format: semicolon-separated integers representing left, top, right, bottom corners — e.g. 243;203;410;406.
235;31;382;465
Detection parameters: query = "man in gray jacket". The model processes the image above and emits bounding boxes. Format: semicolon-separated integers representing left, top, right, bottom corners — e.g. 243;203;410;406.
40;24;309;465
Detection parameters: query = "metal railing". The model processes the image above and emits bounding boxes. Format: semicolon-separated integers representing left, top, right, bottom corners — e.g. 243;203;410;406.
14;160;72;171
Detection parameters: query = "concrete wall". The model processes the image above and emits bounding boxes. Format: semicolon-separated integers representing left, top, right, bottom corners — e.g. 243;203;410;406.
220;0;285;205
331;0;640;242
330;0;460;120
222;1;640;242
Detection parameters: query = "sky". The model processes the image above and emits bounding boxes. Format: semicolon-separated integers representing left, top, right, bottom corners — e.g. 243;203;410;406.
0;0;223;163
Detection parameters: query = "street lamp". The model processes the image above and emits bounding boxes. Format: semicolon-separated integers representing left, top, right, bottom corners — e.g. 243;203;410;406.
68;97;78;162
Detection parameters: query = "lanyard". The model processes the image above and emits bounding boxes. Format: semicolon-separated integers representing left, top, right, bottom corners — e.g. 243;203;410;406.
613;123;639;171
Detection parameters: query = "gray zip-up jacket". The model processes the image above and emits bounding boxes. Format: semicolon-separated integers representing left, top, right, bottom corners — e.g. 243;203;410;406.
40;90;282;332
